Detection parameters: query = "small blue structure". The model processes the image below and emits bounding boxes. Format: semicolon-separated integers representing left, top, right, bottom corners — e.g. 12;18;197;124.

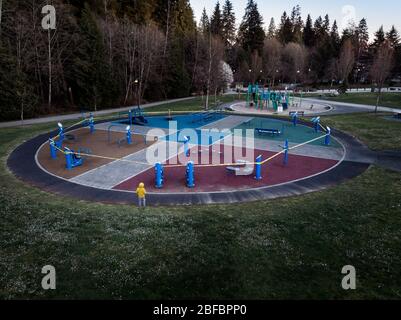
311;117;321;133
255;155;263;180
89;113;95;133
126;126;132;145
56;122;64;148
183;136;190;157
291;112;298;126
49;139;57;159
64;147;83;170
186;161;195;188
155;162;164;189
325;127;331;146
283;139;289;165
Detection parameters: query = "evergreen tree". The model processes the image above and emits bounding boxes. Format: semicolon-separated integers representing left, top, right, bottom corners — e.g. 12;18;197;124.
70;4;118;110
267;18;276;39
278;11;293;44
199;7;210;35
303;14;315;47
386;25;400;48
291;5;303;43
238;0;265;55
372;26;386;51
222;0;236;48
210;1;222;37
330;20;341;56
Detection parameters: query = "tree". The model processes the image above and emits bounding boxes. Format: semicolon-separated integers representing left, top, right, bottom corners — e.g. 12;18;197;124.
267;18;276;39
238;0;265;55
281;42;307;83
290;5;303;43
370;40;394;112
210;1;222;37
199;7;210;35
330;20;341;55
263;38;282;87
277;11;293;44
221;0;236;49
372;26;386;52
336;39;355;93
386;25;400;48
303;14;315;47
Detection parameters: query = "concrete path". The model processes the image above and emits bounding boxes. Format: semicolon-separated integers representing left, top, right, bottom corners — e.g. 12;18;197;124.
199;115;254;130
0;97;195;129
304;98;400;115
69;141;181;189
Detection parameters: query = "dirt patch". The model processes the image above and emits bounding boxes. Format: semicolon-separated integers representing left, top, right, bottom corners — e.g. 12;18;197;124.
37;128;156;179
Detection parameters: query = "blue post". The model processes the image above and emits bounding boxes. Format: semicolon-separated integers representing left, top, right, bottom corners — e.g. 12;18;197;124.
292;112;298;126
49;139;57;159
128;110;133;125
312;117;321;133
64;147;73;170
255;155;262;180
155;162;164;189
184;136;190;157
283;139;289;165
89;113;95;134
186;161;195;188
126;126;132;145
325;127;331;146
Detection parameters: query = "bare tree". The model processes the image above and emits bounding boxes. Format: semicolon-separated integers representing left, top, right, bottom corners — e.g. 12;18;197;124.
263;38;282;87
336;39;355;93
282;42;307;83
370;40;394;112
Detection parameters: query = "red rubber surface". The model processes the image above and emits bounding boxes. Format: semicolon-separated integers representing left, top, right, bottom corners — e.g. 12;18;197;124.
113;146;339;193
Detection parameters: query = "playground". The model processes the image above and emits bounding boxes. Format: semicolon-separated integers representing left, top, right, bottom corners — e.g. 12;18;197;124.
7;102;372;205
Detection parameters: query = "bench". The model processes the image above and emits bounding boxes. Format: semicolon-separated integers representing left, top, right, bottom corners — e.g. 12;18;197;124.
255;128;281;136
289;111;305;117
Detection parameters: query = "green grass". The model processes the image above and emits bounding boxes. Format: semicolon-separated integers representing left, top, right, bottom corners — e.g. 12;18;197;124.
322;112;401;151
1;113;401;299
144;95;239;113
313;92;401;109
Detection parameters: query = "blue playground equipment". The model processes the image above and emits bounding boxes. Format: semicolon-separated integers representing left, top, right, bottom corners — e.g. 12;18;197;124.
64;147;83;170
325;127;331;146
126;126;132;145
311;117;321;133
56;123;64;148
116;107;148;126
291;111;299;126
49;139;57;159
186;161;195;188
255;155;263;180
183;136;190;157
155;162;164;189
246;84;259;108
283;139;289;165
89;114;95;133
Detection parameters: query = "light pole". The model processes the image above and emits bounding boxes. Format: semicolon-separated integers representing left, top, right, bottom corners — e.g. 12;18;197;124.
134;79;139;108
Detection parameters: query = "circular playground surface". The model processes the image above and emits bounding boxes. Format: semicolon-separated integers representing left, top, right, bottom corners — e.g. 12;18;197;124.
8;109;370;205
230;101;333;116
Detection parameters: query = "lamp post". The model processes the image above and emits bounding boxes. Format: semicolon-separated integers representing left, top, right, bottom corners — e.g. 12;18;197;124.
134;79;139;108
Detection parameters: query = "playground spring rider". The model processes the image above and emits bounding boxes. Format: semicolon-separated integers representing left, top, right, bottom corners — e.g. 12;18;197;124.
186;161;195;188
64;147;83;170
155;162;164;189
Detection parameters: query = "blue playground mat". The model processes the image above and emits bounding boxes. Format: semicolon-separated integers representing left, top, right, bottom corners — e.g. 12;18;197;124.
146;113;226;130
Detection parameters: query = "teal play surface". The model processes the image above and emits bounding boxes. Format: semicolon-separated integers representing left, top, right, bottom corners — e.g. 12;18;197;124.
232;117;341;148
146;113;226;130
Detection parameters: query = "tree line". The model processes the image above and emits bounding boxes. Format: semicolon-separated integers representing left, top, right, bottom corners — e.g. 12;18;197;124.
0;0;400;121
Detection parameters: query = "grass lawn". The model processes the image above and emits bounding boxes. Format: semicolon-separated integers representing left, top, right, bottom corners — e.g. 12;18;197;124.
313;92;401;109
1;113;401;299
322;112;401;151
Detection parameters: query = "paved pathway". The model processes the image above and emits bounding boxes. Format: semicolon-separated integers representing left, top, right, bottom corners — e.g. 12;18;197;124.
0;97;195;128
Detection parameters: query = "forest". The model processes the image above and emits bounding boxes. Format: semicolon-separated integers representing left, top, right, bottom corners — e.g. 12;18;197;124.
0;0;400;121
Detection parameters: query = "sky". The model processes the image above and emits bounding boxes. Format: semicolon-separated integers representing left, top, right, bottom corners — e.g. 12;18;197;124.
190;0;401;40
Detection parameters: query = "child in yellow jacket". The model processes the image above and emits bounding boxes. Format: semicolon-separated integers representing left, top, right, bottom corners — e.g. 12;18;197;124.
136;183;147;207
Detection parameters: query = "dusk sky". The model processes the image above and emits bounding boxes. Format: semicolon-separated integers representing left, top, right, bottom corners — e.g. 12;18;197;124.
190;0;401;41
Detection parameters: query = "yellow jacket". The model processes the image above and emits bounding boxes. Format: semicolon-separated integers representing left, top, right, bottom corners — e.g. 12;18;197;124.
136;183;146;198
